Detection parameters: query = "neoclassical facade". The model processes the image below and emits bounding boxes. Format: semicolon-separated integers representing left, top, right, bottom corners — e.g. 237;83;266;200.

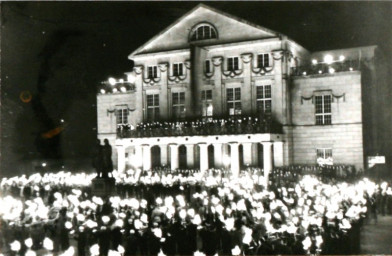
97;4;378;175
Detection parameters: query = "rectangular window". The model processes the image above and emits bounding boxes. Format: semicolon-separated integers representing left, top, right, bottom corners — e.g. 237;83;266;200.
257;54;270;68
317;148;333;165
201;89;213;118
205;60;211;73
201;89;212;101
116;106;128;126
227;88;241;115
256;85;272;114
146;94;160;121
148;66;158;79
173;63;183;76
227;57;239;71
172;92;186;119
315;95;332;125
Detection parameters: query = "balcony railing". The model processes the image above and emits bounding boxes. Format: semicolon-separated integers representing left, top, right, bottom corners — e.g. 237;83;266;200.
291;59;361;76
99;82;136;94
117;115;282;138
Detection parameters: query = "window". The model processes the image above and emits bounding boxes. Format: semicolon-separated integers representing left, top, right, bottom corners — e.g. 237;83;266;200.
227;57;239;71
257;54;270;68
205;60;211;73
173;63;183;76
315;95;332;125
317;148;333;165
201;89;213;118
201;89;212;101
172;92;186;119
256;85;272;114
227;88;241;115
116;106;128;126
148;66;158;79
190;24;217;41
146;94;160;121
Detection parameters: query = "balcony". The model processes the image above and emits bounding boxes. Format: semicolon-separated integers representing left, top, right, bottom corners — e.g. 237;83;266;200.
98;81;136;95
291;59;361;77
117;116;282;138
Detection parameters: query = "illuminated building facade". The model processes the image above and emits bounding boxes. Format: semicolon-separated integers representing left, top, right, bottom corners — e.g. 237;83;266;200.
97;4;380;175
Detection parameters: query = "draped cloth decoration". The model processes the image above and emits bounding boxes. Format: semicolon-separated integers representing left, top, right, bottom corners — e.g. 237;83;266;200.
107;109;116;116
332;93;346;102
301;95;314;104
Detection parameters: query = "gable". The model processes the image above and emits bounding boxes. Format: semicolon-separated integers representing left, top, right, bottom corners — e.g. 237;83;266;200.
130;4;279;57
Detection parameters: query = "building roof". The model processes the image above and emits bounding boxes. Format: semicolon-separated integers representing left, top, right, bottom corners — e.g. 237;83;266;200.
129;3;284;58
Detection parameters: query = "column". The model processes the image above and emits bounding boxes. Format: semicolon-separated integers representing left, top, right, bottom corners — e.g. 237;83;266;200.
242;142;253;167
185;144;194;168
213;143;223;168
262;142;273;186
159;145;168;167
198;143;209;173
169;144;179;170
117;145;126;172
134;146;143;169
273;141;284;167
229;142;240;177
142;144;151;171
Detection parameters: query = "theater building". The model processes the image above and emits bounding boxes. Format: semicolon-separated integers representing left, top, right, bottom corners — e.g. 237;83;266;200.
97;4;380;175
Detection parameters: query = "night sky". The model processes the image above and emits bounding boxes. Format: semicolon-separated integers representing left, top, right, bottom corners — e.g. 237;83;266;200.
1;1;391;176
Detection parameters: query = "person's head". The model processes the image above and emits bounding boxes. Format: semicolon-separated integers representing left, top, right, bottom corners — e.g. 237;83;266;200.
104;139;109;145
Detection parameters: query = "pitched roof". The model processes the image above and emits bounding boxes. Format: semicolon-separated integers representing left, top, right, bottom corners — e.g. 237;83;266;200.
129;3;282;58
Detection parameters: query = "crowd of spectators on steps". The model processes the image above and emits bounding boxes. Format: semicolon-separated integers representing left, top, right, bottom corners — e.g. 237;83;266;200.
0;166;391;256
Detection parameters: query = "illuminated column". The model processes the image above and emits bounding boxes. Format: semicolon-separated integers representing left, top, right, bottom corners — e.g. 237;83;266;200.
117;145;126;172
199;143;209;173
242;142;253;166
134;146;143;169
213;143;223;168
273;141;284;167
159;145;168;166
262;142;273;185
230;142;240;177
185;144;194;168
142;144;151;171
169;144;179;170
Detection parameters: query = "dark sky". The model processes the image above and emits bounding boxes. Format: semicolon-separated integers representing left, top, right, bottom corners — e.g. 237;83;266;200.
1;1;391;175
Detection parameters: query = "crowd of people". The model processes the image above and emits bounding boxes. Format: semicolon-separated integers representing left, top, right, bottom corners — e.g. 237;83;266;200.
0;166;391;256
117;116;281;138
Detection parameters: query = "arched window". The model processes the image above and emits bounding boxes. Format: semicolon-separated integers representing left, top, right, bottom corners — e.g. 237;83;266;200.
190;23;217;41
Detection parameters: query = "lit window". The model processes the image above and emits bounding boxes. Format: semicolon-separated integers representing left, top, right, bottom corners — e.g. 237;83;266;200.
190;24;217;41
205;60;211;73
257;54;270;68
256;85;272;114
116;106;128;126
172;92;186;120
227;88;241;115
148;66;158;79
317;148;333;165
201;89;213;119
227;57;239;71
315;95;332;125
173;63;183;76
146;94;160;121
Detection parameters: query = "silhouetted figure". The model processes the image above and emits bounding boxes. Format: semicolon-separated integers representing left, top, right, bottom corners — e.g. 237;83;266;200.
93;139;103;177
102;139;113;178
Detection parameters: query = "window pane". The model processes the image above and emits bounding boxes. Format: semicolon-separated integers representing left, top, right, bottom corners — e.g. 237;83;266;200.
235;88;241;100
173;93;178;104
180;92;185;104
264;54;269;67
264;85;271;98
228;58;233;71
227;89;233;101
205;60;211;73
203;26;210;38
197;27;203;39
234;57;239;70
316;115;323;125
206;90;212;100
324;115;332;125
265;100;272;113
315;96;323;114
324;95;332;113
